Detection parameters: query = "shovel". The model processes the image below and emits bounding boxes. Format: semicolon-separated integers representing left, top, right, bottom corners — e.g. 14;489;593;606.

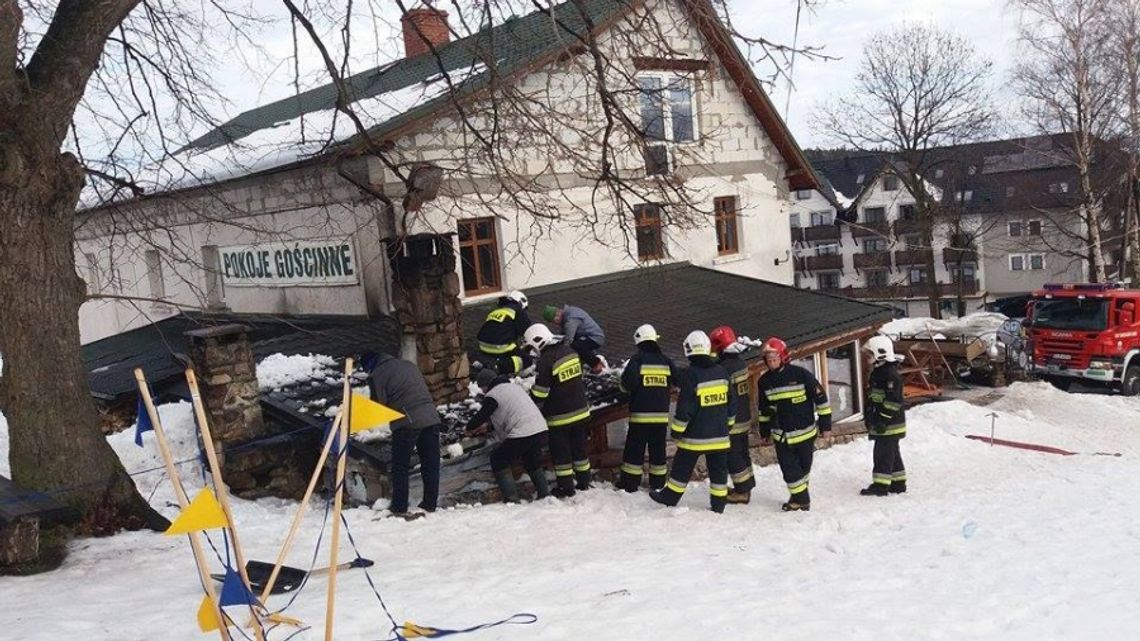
211;557;374;595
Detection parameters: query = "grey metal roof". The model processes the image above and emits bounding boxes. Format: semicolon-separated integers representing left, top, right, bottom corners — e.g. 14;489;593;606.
183;0;627;154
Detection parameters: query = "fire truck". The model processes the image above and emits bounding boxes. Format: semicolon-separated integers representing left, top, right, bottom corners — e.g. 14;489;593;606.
1025;283;1140;395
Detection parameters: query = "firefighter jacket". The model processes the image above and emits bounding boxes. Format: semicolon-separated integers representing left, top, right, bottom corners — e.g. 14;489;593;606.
619;343;676;425
866;362;906;439
669;355;737;452
476;299;531;355
530;343;591;428
718;352;753;435
757;364;831;445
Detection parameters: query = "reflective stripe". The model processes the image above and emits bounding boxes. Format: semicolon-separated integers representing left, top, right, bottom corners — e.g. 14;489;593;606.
479;341;517;355
697;380;730;407
731;468;754;483
787;474;810;495
573;460;591;472
629;412;670;424
872;473;892;485
531;385;550;399
677;437;731;452
649;465;668;476
552;354;583;382
815;404;832;416
731;371;750;384
485;307;517;322
511;356;524;373
640;365;671;375
621;463;643;475
766;384;806;401
756;414;772;423
881;401;902;411
554;465;574;477
874;424;907;436
666;479;688;494
730;417;754;435
783;426;818;445
548;409;591;427
709;485;729;498
891;471;907;481
670;419;688;433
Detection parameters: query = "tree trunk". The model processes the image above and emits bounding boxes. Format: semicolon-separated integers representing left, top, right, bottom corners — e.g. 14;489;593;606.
1130;183;1140;285
0;147;165;535
921;205;941;319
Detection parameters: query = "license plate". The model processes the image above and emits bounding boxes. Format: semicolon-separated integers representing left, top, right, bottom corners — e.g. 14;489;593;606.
1052;354;1072;361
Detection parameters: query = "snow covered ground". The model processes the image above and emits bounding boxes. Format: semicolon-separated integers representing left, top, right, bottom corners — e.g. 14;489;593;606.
2;382;1140;639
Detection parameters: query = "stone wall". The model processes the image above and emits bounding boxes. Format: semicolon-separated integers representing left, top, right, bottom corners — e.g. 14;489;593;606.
387;234;469;404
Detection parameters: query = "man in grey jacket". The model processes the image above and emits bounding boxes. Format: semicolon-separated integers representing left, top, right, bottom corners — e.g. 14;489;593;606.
464;369;550;502
368;354;442;517
542;303;607;373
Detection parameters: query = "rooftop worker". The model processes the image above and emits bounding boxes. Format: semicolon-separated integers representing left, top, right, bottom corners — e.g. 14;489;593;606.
860;335;908;497
524;323;593;497
756;337;831;512
464;368;551;503
617;324;677;492
650;330;736;514
710;325;756;505
542;303;608;374
368;354;442;519
476;290;533;374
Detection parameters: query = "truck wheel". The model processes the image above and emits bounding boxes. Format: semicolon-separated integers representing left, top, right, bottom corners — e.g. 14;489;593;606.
1048;377;1072;392
1121;366;1140;397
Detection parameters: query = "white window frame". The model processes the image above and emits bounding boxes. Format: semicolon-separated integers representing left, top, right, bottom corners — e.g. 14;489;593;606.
1029;253;1045;270
789;213;801;229
1008;221;1022;237
956;190;973;202
817;271;842;290
145;249;166;304
810;210;834;227
1009;254;1025;271
865;268;889;288
1027;219;1042;236
795;189;812;200
636;72;699;145
863;206;887;223
84;252;101;294
815;242;839;257
882;175;900;192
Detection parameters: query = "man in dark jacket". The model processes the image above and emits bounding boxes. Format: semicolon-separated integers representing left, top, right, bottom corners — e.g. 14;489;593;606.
464;368;550;503
476;290;533;374
542;303;608;373
617;324;676;492
650;330;736;514
368;354;442;517
710;325;756;504
525;323;592;497
757;337;831;512
861;335;908;496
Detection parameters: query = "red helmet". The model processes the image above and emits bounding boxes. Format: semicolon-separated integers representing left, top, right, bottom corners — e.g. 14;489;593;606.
709;325;737;355
761;337;789;366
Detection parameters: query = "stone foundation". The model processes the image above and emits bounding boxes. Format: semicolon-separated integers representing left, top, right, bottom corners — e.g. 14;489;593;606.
0;517;38;567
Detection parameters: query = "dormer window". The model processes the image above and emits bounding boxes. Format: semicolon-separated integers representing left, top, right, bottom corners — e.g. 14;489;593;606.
638;75;696;143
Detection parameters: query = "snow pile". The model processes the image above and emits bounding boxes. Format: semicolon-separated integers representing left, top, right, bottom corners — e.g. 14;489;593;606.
256;353;338;391
881;312;1010;346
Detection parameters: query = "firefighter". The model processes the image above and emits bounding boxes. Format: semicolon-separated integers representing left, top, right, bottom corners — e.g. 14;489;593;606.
464;368;550;503
617;324;677;492
861;335;907;496
476;290;533;374
650;330;736;514
542;303;608;373
710;325;755;504
757;337;831;512
524;323;593;497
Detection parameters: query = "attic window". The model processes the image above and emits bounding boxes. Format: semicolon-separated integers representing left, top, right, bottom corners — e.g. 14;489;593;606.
1048;182;1069;194
956;190;973;203
637;74;696;143
796;189;812;200
882;175;900;191
856;173;865;184
935;169;945;179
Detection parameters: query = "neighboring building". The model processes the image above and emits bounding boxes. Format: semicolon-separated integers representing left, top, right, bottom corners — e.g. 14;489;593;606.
789;135;1125;316
74;0;820;344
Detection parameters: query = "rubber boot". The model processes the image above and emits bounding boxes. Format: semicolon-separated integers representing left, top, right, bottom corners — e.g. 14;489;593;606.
725;490;751;504
860;483;890;497
889;481;907;494
649;488;678;507
648;474;667;491
575;470;593;491
619;471;642;493
551;476;576;498
528;468;550;499
710;496;727;514
494;469;520;503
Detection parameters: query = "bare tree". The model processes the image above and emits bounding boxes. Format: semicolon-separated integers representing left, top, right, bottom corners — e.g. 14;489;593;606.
1109;0;1140;284
1010;0;1123;283
814;23;996;317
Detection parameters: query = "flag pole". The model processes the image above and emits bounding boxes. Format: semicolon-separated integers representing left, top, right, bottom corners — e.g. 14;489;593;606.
134;369;232;641
257;412;342;601
185;367;267;641
324;358;354;641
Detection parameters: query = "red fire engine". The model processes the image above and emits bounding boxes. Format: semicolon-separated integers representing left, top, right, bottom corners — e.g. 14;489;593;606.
1026;283;1140;395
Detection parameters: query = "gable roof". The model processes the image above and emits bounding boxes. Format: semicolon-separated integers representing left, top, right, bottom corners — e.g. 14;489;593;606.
462;263;892;363
176;0;820;191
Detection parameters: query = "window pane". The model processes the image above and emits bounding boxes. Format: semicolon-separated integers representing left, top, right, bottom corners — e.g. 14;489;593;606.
1009;222;1021;237
725;216;738;252
1011;255;1024;271
1030;255;1044;270
460;246;478;290
789;213;801;228
899;205;917;221
457;222;472;242
1029;221;1042;235
477;244;500;289
669;80;694;142
475;219;494;240
637;225;662;260
638;77;665;141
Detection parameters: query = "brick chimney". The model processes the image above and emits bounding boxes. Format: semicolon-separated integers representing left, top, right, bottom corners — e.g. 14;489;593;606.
401;6;450;58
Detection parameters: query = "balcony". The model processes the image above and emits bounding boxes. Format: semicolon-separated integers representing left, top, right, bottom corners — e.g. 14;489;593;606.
803;224;841;243
850;220;891;239
943;247;978;263
790;227;805;245
831;280;979;300
894;249;934;266
893;219;923;236
794;256;806;272
854;251;892;270
803;254;845;272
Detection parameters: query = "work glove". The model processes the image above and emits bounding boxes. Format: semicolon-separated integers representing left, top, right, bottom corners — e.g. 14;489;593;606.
818;414;832;433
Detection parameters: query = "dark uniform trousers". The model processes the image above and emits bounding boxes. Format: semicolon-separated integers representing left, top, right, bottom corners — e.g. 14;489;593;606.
657;448;729;513
727;431;756;493
774;439;815;505
548;418;592;493
620;423;669;490
872;438;906;487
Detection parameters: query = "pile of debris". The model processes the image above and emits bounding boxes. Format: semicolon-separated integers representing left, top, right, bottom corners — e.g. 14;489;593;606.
878;312;1026;388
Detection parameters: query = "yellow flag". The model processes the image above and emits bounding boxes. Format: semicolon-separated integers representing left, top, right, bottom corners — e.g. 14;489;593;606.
165;488;228;536
197;595;221;632
348;393;405;434
400;621;439;638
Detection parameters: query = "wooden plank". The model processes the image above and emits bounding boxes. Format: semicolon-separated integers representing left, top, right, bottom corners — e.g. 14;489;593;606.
0;476;73;525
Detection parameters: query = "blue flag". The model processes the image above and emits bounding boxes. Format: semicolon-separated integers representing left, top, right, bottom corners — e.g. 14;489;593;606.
219;566;260;608
134;395;154;447
323;419;344;458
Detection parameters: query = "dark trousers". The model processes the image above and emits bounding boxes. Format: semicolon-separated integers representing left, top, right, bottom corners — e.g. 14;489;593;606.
872;437;906;486
389;425;441;513
476;349;533;375
620;422;669;491
775;439;815;504
490;432;550;498
727;432;756;493
570;336;603;369
659;448;729;513
548;419;591;492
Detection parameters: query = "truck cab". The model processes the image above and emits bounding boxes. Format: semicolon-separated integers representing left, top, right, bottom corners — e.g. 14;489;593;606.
1026;283;1140;395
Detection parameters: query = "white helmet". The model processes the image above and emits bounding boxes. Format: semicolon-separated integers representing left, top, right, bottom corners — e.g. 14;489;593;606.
523;323;556;352
863;335;902;365
505;290;528;309
634;323;659;344
683;330;712;357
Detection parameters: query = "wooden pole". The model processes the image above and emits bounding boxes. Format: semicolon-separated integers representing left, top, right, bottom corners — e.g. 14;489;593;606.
324;358;354;641
258;413;342;601
185;368;267;641
134;369;233;641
